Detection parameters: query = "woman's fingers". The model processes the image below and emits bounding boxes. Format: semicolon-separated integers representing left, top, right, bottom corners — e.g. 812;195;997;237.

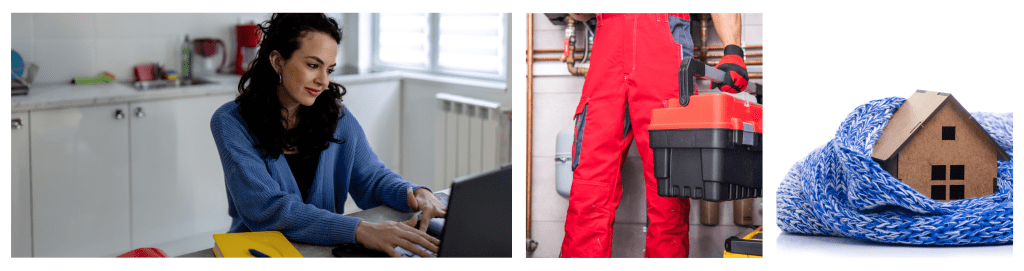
417;228;440;247
402;240;434;258
403;215;418;228
402;221;440;249
382;245;400;258
417;194;448;232
358;220;442;257
419;213;430;232
401;221;440;252
395;228;438;256
428;235;440;247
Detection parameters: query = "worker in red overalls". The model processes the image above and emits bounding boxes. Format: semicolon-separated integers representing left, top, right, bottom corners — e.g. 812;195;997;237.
561;13;747;258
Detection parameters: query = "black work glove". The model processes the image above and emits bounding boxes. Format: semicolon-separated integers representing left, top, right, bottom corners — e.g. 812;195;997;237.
711;44;748;93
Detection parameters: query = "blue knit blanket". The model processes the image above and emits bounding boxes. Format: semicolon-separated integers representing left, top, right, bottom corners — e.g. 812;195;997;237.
776;97;1013;245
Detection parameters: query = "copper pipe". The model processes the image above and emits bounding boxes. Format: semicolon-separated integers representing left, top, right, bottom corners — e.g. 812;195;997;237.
700;200;720;226
525;13;538;253
699;15;709;63
733;198;754;226
535;48;585;53
534;56;585;61
563;16;588;76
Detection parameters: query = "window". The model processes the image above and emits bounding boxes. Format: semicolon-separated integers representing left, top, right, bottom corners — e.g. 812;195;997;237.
931;185;946;200
931;165;945;180
942;126;956;140
950;165;964;180
375;13;430;69
372;13;507;80
949;185;965;200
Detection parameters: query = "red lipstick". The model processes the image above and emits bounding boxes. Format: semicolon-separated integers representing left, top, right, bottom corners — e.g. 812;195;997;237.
305;87;320;96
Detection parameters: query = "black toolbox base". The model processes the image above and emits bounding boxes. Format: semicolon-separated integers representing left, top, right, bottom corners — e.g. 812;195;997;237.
651;128;762;201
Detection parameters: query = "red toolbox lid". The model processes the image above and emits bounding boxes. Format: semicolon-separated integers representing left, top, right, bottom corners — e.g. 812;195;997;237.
649;94;762;133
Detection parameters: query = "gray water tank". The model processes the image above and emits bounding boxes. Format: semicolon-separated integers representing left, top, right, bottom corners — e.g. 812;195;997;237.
555;126;574;197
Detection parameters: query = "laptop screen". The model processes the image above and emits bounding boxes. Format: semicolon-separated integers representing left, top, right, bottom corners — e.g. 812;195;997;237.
437;164;512;257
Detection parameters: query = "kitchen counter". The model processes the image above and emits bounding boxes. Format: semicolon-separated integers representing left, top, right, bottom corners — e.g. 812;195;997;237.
11;74;242;112
10;72;406;112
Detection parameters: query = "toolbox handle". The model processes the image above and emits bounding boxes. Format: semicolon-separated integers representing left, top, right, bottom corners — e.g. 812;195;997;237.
678;58;763;106
678;58;701;107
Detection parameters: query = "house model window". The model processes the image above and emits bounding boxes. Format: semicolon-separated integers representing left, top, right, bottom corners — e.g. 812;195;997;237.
950;185;965;200
930;185;945;200
930;165;944;180
950;165;964;180
871;90;1010;202
942;126;955;140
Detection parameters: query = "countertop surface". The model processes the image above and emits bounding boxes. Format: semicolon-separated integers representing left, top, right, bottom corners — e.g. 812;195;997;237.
11;74;242;112
11;72;405;112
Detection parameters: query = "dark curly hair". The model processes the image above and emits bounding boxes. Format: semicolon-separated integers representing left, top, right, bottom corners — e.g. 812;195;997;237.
236;13;346;159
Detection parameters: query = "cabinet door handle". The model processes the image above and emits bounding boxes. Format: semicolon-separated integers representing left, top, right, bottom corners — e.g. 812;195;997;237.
12;118;22;130
135;107;145;118
114;109;125;120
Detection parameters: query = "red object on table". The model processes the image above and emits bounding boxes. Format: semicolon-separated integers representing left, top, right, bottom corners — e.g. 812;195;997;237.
117;247;169;258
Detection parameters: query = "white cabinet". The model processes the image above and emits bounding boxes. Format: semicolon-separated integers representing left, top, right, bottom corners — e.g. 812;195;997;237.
128;94;234;255
19;93;235;257
30;104;132;257
11;112;32;257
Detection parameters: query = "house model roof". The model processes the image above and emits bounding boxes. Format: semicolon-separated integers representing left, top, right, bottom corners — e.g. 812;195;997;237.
870;90;1010;161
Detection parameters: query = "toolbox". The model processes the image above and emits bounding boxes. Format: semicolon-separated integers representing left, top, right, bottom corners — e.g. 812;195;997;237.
650;58;762;201
723;226;763;258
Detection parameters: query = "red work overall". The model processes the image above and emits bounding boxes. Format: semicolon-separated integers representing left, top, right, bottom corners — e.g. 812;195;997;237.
562;13;692;258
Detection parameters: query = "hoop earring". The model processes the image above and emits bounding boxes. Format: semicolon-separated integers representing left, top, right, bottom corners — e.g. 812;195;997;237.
278;73;282;83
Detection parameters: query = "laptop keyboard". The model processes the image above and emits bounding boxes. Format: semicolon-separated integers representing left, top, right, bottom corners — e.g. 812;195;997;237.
434;192;450;206
395;245;437;258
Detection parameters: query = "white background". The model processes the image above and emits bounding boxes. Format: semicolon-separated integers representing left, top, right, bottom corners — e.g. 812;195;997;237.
5;0;1022;270
765;4;1019;259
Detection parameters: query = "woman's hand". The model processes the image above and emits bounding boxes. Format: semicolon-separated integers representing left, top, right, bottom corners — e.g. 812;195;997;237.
354;218;439;257
408;187;447;232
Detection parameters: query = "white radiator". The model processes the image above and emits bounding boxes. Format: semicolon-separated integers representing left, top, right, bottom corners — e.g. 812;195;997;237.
434;93;510;189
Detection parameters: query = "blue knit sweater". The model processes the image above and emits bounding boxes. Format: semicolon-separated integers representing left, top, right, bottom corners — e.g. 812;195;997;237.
210;101;427;245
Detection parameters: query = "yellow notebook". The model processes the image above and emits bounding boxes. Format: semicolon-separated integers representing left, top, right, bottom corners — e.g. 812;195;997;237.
212;231;303;258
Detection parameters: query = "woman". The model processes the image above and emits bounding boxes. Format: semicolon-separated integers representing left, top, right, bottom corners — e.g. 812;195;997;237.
210;13;445;257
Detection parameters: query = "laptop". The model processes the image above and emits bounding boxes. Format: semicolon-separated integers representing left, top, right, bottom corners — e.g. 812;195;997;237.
336;164;511;257
431;163;512;257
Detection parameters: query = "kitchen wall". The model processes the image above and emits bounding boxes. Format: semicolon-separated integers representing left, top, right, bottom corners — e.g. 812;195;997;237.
528;14;763;258
10;13;359;85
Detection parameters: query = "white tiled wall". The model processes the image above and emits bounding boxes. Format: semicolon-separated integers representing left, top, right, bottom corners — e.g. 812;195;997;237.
11;13;274;84
528;13;763;258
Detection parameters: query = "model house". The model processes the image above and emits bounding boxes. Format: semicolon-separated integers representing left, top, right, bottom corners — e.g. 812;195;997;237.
871;90;1009;201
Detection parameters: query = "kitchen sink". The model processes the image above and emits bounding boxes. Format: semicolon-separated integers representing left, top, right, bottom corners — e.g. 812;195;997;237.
128;78;217;90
